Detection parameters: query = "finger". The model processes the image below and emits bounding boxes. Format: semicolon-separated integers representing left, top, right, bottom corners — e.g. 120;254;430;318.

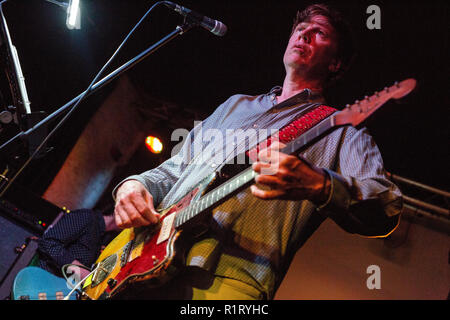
250;184;285;200
141;190;161;224
115;205;132;229
252;160;280;176
257;147;281;163
124;199;154;227
114;207;123;228
268;140;286;150
128;192;156;225
252;161;273;173
254;173;285;188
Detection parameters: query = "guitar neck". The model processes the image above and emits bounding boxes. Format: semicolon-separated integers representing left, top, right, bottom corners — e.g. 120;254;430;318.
174;115;336;228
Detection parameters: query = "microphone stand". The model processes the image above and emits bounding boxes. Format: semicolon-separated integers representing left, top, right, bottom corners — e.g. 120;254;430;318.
0;20;195;196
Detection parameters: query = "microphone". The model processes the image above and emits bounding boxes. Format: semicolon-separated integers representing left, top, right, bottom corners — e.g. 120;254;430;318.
163;1;227;37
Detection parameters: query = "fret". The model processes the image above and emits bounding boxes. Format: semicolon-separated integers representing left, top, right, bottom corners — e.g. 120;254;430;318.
180;210;186;225
193;202;199;215
186;205;192;220
187;205;193;220
200;199;205;211
174;213;180;227
217;187;222;198
201;197;206;210
177;209;183;225
207;193;212;205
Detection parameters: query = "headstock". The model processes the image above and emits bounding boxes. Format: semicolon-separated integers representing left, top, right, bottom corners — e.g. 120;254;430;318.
335;78;417;127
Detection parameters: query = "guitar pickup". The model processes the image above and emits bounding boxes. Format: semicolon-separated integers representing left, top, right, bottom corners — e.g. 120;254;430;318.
120;241;133;267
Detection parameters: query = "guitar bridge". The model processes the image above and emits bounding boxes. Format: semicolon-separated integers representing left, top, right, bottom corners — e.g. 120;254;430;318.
90;254;118;288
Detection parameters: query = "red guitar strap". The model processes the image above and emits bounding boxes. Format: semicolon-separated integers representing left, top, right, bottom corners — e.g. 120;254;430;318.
246;105;337;161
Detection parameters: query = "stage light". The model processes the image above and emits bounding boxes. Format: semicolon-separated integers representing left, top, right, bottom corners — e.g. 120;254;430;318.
66;0;80;29
44;0;81;29
145;136;163;154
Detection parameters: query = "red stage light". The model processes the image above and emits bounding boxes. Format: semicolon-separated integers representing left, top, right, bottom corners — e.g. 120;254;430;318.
145;136;163;154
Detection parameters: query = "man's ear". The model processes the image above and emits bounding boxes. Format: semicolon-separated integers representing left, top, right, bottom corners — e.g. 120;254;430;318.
328;58;342;73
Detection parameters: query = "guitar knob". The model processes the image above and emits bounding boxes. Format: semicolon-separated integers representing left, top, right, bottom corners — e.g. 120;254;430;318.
394;81;400;88
107;278;117;289
384;87;389;92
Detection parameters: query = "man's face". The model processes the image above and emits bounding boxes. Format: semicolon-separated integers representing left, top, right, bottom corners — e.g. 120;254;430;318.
283;15;339;80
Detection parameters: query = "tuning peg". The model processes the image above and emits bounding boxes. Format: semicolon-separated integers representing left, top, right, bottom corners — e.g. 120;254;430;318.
354;100;363;113
394;81;400;88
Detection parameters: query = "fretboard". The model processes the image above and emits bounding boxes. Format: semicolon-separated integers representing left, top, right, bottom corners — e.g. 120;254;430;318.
174;114;336;228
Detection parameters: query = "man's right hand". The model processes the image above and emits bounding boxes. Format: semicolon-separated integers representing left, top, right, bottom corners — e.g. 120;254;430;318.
114;180;160;229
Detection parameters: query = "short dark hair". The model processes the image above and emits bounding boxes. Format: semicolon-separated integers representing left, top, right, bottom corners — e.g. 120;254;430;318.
291;3;355;84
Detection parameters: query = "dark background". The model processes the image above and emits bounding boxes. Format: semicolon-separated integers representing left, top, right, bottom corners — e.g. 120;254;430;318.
0;0;449;201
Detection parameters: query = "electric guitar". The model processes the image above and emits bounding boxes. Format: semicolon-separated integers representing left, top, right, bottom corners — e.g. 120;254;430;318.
81;79;417;300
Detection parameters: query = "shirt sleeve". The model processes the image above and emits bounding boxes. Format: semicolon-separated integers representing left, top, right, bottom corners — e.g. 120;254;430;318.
37;209;99;268
317;126;403;237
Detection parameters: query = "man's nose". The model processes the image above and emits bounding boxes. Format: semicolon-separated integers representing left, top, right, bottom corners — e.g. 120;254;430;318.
298;28;312;44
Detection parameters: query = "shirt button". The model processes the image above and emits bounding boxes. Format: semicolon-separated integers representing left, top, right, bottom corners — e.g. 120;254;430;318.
253;124;258;128
211;163;217;168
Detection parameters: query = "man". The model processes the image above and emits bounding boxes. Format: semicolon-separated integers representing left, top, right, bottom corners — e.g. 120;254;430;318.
38;207;119;281
112;4;402;299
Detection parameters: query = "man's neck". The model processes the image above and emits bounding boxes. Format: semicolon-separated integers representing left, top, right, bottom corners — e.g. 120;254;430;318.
277;73;324;103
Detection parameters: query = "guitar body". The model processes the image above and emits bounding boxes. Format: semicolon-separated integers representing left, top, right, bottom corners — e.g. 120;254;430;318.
82;177;213;300
81;221;181;299
12;266;77;300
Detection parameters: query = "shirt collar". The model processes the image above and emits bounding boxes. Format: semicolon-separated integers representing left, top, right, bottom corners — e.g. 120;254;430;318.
268;86;325;107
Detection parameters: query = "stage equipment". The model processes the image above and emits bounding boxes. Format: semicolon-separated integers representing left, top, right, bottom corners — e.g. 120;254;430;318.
0;1;226;198
0;0;83;194
163;1;227;36
44;0;81;29
0;184;61;300
387;172;450;233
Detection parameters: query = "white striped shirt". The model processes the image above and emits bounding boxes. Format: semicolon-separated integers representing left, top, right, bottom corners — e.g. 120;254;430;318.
115;88;402;298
